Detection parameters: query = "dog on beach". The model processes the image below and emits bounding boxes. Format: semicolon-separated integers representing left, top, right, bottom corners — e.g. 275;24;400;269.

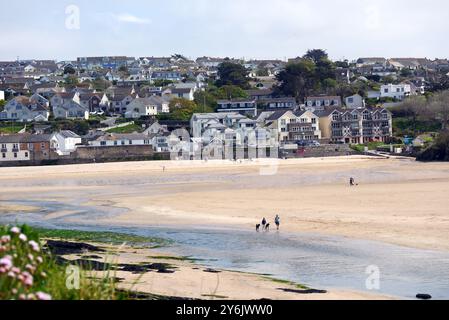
265;223;270;231
256;224;261;232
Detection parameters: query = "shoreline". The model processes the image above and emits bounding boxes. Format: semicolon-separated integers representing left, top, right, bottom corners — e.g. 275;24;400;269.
38;231;395;300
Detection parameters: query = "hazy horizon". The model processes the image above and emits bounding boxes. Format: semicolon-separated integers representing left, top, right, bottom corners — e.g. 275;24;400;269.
1;0;448;62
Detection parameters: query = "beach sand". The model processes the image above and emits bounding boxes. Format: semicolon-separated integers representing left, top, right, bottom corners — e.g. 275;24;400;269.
59;242;393;300
1;156;449;299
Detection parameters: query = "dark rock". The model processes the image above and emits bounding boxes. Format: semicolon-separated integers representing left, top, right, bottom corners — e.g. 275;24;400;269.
416;294;432;300
45;240;105;255
203;268;221;273
157;269;176;274
278;288;327;294
119;263;175;274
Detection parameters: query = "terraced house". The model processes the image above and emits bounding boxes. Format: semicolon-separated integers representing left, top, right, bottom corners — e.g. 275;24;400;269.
0;134;54;162
317;107;392;144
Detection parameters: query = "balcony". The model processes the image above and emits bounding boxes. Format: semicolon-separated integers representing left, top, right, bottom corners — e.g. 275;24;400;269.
1;148;7;153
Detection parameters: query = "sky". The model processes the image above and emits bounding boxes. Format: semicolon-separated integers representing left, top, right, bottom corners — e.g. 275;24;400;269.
1;0;448;62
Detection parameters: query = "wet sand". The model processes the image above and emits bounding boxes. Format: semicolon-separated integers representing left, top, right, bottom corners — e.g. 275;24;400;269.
1;156;449;299
2;156;449;251
59;242;393;300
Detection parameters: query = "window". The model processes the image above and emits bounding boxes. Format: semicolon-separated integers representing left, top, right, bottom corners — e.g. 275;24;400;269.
14;153;17;158
114;141;118;146
129;140;133;145
312;118;316;124
25;152;28;157
121;141;125;145
2;153;5;158
348;97;354;103
1;144;6;150
332;113;339;121
100;141;107;146
384;89;389;93
281;119;286;125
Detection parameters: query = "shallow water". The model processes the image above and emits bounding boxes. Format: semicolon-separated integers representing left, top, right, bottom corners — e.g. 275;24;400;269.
2;200;449;299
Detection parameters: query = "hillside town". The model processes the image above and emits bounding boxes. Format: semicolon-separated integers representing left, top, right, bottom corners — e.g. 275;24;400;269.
1;51;449;166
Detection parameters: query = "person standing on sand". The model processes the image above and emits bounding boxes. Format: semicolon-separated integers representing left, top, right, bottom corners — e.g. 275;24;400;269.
261;218;267;230
275;215;280;230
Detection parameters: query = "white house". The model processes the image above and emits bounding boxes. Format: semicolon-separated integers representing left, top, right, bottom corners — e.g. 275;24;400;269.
380;84;412;100
89;133;152;147
124;96;169;119
51;131;82;156
0;96;50;122
53;100;89;120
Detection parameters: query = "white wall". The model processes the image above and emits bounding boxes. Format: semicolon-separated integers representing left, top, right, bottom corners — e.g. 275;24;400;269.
0;143;30;162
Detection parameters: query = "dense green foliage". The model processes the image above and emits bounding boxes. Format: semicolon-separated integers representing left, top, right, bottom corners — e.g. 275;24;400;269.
0;225;124;300
215;62;250;89
275;49;337;100
417;131;449;161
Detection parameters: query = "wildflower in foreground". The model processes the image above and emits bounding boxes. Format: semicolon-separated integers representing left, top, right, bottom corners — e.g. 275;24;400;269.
10;227;20;234
36;292;52;300
28;240;40;252
0;256;13;270
19;234;28;242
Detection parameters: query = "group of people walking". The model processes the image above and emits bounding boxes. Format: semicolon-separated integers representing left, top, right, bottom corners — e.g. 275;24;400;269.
256;215;280;232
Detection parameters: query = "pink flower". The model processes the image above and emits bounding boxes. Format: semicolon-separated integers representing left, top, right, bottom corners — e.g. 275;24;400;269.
28;240;40;252
22;271;33;286
36;292;52;300
19;294;26;300
25;264;36;273
0;256;12;270
12;288;18;295
28;254;34;261
10;227;20;234
27;294;36;300
19;234;28;242
0;267;6;274
1;235;11;243
7;271;16;278
36;256;43;264
12;267;21;274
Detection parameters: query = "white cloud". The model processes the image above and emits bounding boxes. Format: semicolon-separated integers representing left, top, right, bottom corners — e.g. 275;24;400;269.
113;13;151;25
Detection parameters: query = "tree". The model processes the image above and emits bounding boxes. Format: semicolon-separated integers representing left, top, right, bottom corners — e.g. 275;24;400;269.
64;76;79;89
275;59;316;100
216;62;250;89
168;98;214;121
397;96;428;134
303;49;329;64
194;91;218;112
429;90;449;130
417;131;449;162
64;66;76;75
213;85;249;100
